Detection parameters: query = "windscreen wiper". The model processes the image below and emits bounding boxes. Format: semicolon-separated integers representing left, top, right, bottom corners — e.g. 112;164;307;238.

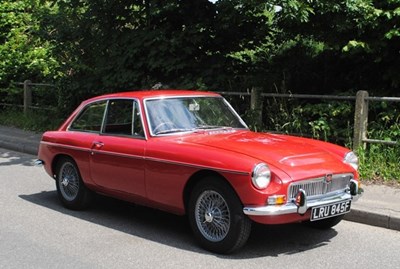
155;128;195;135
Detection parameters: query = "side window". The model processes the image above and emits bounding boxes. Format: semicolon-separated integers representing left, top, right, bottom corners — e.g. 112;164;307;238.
69;101;107;132
103;99;144;137
104;100;133;135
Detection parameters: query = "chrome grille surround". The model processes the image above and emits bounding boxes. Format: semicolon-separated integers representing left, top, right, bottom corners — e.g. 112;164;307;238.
288;173;353;201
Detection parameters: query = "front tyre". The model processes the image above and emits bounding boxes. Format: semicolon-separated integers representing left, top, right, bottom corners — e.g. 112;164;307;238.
188;178;252;254
55;157;93;210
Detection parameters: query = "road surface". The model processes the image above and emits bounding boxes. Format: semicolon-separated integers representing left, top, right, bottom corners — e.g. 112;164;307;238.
1;148;399;268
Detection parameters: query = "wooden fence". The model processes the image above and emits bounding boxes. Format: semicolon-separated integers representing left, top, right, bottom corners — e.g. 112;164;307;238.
2;81;399;150
217;88;400;150
0;80;57;114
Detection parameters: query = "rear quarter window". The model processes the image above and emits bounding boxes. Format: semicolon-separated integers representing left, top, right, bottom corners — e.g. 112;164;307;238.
69;101;107;132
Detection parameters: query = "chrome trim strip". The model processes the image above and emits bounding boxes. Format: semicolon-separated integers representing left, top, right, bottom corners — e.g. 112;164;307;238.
145;156;250;176
243;192;354;216
40;141;250;176
91;149;145;161
40;141;91;153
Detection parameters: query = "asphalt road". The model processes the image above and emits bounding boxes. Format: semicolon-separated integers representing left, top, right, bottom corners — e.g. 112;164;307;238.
1;148;400;269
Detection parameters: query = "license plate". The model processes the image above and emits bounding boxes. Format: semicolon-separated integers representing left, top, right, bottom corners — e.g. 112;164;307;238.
310;200;351;221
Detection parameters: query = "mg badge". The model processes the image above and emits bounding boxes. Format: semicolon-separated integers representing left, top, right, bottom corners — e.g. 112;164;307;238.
325;174;333;184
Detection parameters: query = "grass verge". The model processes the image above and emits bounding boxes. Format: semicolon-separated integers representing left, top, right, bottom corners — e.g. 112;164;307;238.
0;108;61;132
358;144;400;183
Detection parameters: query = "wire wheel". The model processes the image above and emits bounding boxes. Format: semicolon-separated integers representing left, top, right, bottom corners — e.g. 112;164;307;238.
195;190;231;242
55;157;93;210
58;161;80;202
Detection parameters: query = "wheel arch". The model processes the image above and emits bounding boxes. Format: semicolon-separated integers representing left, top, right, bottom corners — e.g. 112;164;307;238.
51;154;75;178
184;169;252;253
183;169;238;214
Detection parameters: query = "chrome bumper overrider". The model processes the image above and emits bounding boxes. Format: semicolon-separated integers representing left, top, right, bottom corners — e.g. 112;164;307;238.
243;180;363;217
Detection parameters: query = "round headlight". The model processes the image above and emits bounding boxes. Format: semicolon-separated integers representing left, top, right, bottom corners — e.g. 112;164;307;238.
252;163;271;190
344;151;359;171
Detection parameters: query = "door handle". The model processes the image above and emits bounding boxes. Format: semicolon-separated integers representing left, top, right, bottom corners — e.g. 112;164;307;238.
92;141;104;150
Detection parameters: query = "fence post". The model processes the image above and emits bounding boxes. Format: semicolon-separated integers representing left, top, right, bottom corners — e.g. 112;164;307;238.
353;90;369;151
23;80;32;115
250;87;263;130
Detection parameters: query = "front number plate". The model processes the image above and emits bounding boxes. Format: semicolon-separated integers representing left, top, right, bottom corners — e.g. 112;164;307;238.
310;200;351;221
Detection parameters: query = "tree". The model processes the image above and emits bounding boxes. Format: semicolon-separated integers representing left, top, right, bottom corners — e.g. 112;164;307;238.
267;0;400;95
0;1;58;88
2;0;400;113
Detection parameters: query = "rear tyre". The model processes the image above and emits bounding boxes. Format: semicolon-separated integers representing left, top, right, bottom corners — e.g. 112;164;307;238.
305;215;344;230
188;178;252;254
55;157;93;210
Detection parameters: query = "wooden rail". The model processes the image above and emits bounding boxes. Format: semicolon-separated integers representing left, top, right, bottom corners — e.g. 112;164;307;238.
3;81;399;149
218;89;399;150
12;80;57;114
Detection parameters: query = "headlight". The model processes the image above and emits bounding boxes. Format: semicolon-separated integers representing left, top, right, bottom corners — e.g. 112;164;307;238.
252;163;271;190
344;151;359;171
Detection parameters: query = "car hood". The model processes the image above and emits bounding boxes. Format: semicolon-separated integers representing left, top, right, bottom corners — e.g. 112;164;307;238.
177;129;351;180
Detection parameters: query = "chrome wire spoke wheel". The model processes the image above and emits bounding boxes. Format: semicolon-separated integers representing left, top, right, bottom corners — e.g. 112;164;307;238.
59;162;80;201
55;157;93;210
189;178;252;253
195;190;231;242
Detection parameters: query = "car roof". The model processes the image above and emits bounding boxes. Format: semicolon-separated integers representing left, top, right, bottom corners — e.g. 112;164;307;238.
85;90;221;103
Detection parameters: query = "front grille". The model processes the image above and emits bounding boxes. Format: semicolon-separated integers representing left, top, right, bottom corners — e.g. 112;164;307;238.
288;174;352;201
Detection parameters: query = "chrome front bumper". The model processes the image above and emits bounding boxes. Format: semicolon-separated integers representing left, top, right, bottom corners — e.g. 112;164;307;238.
243;180;362;216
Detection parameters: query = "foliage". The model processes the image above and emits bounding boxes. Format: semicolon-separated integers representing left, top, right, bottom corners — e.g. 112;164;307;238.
261;96;354;144
0;108;61;132
29;0;400;111
358;143;400;181
0;1;59;88
0;0;399;181
2;0;400;110
357;100;400;181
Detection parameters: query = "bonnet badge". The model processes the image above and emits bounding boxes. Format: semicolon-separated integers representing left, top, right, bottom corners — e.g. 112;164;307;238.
325;174;333;184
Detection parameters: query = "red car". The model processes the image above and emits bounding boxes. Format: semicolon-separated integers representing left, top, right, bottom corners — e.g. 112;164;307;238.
37;90;361;253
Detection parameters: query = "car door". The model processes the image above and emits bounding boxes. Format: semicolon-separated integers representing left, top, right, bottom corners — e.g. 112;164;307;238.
89;99;146;199
67;100;108;185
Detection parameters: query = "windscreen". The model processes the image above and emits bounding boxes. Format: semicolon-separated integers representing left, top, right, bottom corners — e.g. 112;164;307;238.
145;96;247;135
